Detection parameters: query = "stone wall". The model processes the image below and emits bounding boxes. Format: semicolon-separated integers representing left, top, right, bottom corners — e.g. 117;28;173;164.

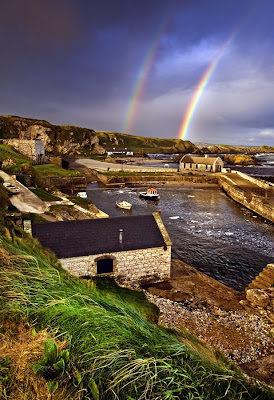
94;170;219;186
219;177;274;223
60;245;171;287
233;171;274;189
43;176;87;188
3;139;45;161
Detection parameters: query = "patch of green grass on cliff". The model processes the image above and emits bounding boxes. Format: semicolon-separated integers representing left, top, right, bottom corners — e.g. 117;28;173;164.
33;164;83;178
0;144;32;173
68;195;94;210
21;212;49;223
0;231;273;399
29;188;61;201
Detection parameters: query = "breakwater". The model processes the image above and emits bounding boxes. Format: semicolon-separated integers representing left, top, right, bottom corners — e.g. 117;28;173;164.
219;173;274;224
94;170;219;186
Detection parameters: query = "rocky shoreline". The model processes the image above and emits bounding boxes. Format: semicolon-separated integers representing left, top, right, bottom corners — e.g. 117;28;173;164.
145;292;273;365
144;259;274;386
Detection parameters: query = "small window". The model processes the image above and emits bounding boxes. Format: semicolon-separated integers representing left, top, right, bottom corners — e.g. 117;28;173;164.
206;165;208;170
196;164;198;169
97;258;113;274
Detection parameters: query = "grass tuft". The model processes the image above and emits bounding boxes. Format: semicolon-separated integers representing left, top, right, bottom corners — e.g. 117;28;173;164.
0;234;273;399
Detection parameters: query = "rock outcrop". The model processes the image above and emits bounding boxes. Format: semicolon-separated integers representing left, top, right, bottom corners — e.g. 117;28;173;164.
224;154;259;166
246;289;270;307
0;115;105;156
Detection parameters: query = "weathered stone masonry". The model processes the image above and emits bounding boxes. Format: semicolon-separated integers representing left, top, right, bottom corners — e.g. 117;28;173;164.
60;246;171;286
32;213;172;287
219;176;274;223
2;139;45;161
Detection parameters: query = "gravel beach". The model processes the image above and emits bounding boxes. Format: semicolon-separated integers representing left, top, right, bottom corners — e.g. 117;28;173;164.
145;292;273;365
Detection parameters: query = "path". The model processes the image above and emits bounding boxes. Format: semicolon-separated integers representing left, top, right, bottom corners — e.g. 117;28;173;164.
74;158;176;172
226;172;274;203
0;171;49;214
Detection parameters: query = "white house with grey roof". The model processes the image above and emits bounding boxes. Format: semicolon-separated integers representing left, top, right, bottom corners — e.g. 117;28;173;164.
179;155;223;173
32;213;171;287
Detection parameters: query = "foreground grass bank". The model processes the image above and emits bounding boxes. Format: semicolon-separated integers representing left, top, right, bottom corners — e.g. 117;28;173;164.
0;231;273;399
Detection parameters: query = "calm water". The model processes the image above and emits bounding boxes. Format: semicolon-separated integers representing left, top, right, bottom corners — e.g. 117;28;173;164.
85;184;274;292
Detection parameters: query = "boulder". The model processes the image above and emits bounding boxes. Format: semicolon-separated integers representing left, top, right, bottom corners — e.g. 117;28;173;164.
2;158;16;168
246;289;270;307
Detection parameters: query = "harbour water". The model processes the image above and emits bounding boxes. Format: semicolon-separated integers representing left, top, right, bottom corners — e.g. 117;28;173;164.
86;183;274;292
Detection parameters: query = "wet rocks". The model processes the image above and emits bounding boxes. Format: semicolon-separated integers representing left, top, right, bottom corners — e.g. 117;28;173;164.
241;287;274;324
246;289;270;307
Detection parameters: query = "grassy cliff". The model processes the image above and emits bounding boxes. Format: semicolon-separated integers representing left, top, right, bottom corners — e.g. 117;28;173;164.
96;131;196;154
0;226;273;399
0;115;196;156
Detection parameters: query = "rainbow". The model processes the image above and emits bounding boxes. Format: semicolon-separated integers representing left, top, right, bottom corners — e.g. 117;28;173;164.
177;31;238;141
122;44;158;134
123;6;176;135
177;0;258;142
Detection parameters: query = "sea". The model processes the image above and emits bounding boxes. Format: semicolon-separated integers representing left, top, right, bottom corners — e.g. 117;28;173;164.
82;154;274;292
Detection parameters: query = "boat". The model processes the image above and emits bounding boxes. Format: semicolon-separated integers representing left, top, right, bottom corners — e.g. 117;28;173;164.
3;182;20;194
116;200;132;210
77;191;88;198
139;188;160;200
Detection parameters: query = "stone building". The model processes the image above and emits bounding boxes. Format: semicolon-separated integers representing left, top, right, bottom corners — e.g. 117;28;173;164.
32;213;172;287
179;155;223;173
2;139;46;162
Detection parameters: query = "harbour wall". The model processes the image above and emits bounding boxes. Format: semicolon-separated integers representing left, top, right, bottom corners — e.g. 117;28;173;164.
94;170;219;186
232;170;274;190
219;175;274;223
43;176;87;189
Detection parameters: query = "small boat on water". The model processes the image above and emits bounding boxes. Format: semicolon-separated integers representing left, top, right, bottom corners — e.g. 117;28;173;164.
77;191;88;198
116;200;132;210
139;188;160;200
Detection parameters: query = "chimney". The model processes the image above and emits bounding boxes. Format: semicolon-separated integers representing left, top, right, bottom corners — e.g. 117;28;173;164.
23;220;32;235
119;229;123;244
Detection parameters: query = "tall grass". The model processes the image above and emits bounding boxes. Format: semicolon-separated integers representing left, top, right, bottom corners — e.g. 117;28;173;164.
33;164;82;178
0;234;273;399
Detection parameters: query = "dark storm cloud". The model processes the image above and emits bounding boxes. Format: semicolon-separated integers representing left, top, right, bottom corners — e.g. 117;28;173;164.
0;0;274;145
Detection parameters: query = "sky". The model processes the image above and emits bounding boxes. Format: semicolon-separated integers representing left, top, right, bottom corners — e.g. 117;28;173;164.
1;0;274;146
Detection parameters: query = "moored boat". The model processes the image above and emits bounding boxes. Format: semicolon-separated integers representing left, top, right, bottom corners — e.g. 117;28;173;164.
77;191;88;198
116;200;132;210
139;188;160;200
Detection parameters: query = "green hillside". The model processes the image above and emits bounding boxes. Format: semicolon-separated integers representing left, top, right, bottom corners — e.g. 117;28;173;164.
96;131;196;154
0;224;272;399
0;115;196;156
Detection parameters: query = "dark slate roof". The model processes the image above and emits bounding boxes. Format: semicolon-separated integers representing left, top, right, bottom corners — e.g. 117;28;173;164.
32;214;166;259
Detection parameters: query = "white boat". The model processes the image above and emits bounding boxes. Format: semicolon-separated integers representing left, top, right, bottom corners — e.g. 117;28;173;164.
3;182;20;194
77;191;88;198
139;188;160;200
116;200;132;210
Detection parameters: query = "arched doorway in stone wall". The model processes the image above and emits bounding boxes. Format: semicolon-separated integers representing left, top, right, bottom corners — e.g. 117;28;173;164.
95;256;116;274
